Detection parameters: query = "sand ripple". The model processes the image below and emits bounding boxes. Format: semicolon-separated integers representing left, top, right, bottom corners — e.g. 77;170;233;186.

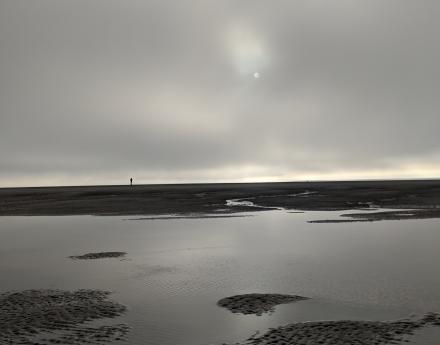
0;289;128;345
217;294;309;316
224;313;440;345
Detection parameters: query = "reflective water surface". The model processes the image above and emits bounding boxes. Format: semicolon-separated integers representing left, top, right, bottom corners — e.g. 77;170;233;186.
1;210;440;345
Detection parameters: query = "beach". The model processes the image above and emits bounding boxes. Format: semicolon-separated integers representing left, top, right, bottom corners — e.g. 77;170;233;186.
2;180;440;218
1;181;440;344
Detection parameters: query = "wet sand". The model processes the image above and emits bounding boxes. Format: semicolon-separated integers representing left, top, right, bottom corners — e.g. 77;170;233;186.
315;209;440;223
125;215;251;220
230;315;439;345
217;294;309;316
2;180;440;218
69;251;127;260
224;313;440;345
2;180;440;344
215;294;440;344
0;289;128;345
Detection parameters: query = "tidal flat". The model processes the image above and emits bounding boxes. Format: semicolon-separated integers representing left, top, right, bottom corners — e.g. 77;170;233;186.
1;181;440;344
3;180;440;218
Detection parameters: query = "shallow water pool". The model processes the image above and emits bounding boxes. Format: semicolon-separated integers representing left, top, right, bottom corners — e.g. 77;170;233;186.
1;210;440;344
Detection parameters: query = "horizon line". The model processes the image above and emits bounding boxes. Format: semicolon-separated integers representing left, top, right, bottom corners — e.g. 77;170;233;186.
1;177;440;190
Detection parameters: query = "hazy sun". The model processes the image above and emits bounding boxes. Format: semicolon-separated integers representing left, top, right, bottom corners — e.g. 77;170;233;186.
225;23;269;78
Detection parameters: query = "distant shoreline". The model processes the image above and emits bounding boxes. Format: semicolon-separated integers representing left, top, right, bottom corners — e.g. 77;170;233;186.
1;178;440;190
2;180;440;219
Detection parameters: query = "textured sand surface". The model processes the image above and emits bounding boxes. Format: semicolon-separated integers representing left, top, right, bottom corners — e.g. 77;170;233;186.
0;289;128;345
69;251;127;260
217;294;309;315
225;313;440;345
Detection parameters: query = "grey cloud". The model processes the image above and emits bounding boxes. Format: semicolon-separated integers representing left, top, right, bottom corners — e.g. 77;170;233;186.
1;0;440;186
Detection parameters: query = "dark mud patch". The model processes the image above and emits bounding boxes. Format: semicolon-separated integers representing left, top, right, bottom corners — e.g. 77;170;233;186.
217;293;309;316
230;313;440;345
0;289;128;345
69;251;127;260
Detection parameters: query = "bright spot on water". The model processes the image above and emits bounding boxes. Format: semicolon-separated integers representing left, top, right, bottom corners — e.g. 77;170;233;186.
254;72;260;79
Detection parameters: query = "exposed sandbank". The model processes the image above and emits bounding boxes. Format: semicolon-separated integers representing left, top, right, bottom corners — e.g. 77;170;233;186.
0;289;128;345
217;294;309;316
2;180;440;219
226;313;440;345
125;214;251;220
69;251;127;260
309;209;440;223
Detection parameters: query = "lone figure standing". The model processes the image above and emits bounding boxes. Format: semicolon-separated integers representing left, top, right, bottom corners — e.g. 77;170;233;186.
130;178;133;186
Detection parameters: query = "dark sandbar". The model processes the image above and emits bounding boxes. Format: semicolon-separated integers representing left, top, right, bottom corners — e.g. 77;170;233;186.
309;209;440;223
125;214;251;220
229;313;440;345
217;293;309;316
69;251;127;260
0;289;128;345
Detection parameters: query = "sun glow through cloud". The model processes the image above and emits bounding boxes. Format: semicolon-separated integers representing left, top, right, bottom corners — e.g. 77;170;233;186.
225;23;269;77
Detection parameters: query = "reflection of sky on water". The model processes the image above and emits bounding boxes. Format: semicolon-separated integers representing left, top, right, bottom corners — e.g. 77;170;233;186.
0;210;439;344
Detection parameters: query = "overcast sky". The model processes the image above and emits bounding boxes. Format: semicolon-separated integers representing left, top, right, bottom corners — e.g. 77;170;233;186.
1;1;440;187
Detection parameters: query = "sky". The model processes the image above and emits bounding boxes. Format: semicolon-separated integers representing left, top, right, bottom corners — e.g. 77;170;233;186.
1;1;440;187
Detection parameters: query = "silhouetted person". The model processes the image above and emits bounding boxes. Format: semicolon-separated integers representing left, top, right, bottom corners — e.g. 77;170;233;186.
130;178;133;186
